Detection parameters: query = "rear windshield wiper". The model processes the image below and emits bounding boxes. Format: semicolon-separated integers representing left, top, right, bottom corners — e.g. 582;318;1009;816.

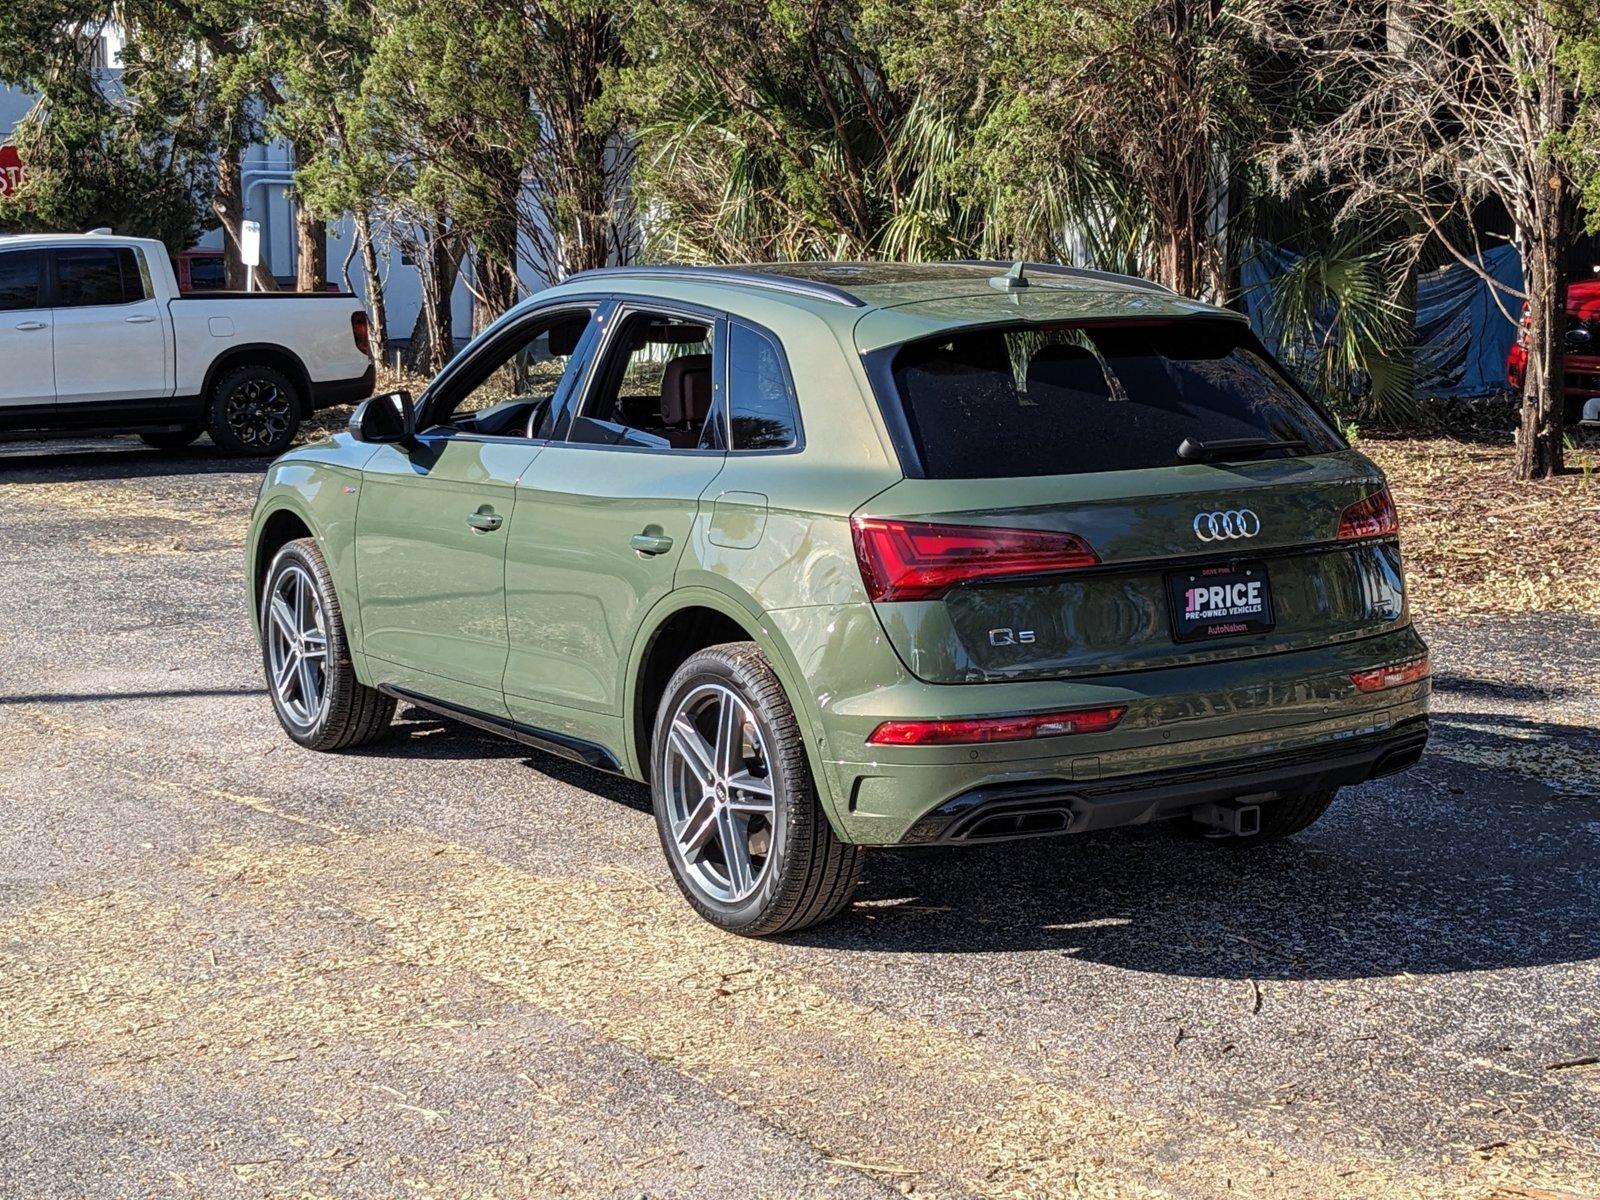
1177;436;1307;463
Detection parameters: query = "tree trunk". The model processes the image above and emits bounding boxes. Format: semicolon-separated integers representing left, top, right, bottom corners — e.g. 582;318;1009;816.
353;208;389;365
214;148;249;291
406;226;463;376
1515;202;1569;480
472;161;521;331
294;201;327;292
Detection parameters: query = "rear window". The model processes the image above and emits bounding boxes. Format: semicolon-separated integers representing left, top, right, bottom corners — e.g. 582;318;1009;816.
883;321;1343;479
55;246;148;307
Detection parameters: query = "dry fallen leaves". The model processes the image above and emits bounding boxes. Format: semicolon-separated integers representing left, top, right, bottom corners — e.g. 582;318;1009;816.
1363;436;1600;618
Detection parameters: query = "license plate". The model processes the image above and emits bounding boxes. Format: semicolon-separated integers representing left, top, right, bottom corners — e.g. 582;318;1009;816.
1168;562;1275;642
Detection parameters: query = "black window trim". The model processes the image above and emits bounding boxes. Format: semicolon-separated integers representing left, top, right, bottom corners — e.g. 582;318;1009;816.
724;315;806;457
555;295;728;458
415;296;607;443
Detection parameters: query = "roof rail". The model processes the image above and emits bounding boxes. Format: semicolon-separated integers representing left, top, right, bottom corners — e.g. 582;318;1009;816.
562;264;868;308
950;259;1178;296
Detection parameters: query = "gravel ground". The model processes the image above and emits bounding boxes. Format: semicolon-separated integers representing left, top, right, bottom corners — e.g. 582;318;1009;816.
1;438;1598;1200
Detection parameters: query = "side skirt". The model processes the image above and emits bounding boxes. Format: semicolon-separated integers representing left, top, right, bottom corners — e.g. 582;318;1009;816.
378;684;624;774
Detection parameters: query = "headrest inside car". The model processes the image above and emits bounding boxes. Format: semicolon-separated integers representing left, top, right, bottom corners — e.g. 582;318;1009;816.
545;315;589;358
1025;343;1111;400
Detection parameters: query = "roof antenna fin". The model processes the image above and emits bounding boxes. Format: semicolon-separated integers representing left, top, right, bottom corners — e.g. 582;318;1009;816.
989;260;1029;291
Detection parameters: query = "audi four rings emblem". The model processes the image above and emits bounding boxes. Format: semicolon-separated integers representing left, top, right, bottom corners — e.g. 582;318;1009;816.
1193;509;1261;541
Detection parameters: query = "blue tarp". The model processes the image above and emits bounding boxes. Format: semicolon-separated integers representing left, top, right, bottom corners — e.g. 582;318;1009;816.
1239;242;1523;399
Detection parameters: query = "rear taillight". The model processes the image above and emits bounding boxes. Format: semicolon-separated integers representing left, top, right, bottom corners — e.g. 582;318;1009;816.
1337;488;1398;541
1350;655;1430;693
851;517;1099;602
867;705;1127;746
351;310;372;357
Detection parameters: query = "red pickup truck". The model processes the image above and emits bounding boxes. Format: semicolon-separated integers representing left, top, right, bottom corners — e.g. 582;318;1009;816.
1507;279;1600;425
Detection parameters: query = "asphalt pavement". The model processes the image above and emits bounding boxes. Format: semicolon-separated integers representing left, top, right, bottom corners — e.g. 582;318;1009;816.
1;438;1597;1199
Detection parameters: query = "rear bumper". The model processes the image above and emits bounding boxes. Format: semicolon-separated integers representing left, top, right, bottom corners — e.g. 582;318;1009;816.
768;602;1432;844
309;363;375;410
901;715;1428;845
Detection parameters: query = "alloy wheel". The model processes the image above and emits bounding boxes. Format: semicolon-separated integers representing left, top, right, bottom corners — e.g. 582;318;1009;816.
265;563;330;727
661;683;777;904
225;378;293;450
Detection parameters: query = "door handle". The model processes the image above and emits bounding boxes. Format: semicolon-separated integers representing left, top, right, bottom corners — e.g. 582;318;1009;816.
630;531;674;555
14;321;46;331
465;509;503;533
124;314;156;324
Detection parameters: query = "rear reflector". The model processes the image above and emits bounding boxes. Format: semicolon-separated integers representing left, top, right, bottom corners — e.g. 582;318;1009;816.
1349;655;1430;693
1337;487;1398;541
867;705;1127;746
851;517;1099;602
351;310;372;357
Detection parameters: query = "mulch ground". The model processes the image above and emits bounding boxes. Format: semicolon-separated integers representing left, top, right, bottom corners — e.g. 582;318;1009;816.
1364;434;1600;618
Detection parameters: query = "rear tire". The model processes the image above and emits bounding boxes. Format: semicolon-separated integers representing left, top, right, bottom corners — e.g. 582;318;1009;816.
138;427;202;450
208;363;302;456
260;537;394;751
1198;785;1339;845
650;642;863;936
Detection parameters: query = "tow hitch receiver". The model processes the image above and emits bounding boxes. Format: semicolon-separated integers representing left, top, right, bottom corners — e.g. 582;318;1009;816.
1191;798;1263;838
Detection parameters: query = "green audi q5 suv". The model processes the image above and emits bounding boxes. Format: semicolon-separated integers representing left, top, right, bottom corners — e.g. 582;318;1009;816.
247;261;1429;935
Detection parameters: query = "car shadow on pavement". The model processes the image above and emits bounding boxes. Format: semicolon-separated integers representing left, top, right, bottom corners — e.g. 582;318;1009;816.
357;710;655;814
792;714;1600;981
0;440;267;483
0;686;267;706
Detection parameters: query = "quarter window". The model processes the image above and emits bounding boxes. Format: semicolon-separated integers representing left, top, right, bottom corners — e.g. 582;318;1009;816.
0;250;43;312
54;247;148;307
727;321;800;450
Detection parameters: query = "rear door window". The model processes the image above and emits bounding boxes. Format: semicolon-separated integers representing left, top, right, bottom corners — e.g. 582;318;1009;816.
0;250;43;311
54;246;147;307
883;320;1343;479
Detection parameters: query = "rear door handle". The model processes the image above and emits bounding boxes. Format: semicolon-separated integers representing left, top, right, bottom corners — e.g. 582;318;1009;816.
124;314;156;324
630;532;674;555
14;321;46;331
466;509;503;533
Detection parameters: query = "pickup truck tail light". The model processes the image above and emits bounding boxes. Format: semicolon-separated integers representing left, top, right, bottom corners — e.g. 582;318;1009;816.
1337;488;1398;541
851;517;1100;602
351;311;372;358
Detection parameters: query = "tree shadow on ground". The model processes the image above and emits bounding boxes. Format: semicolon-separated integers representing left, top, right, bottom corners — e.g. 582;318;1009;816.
0;439;267;484
789;712;1600;981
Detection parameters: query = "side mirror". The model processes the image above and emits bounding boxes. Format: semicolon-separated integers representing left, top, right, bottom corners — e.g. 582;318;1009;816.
350;390;416;444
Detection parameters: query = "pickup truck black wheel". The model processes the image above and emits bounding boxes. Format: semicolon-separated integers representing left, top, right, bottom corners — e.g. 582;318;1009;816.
650;642;863;936
208;364;301;456
138;427;202;450
261;537;394;751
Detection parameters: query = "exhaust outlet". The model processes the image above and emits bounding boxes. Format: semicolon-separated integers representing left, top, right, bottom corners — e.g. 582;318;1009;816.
1191;799;1262;837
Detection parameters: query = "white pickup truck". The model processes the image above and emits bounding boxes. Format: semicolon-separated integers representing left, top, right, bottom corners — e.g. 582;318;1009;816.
0;232;374;455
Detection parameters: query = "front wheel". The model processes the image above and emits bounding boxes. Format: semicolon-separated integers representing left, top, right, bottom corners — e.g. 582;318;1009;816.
208;363;301;456
650;642;863;936
260;538;394;751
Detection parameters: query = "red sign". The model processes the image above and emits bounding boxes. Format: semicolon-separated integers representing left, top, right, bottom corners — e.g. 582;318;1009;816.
0;145;25;199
